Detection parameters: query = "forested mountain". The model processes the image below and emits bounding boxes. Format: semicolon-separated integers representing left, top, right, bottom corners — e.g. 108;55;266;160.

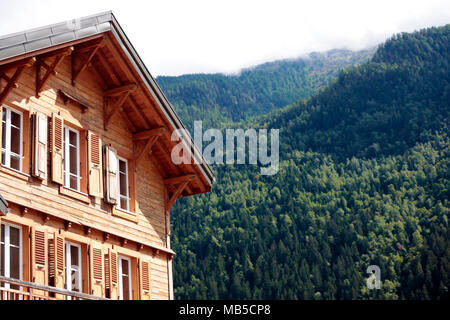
157;48;374;130
167;25;449;300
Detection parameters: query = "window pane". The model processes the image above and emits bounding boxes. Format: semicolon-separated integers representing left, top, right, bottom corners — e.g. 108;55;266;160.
1;119;5;149
71;270;80;292
70;175;78;190
70;245;79;267
10;155;20;170
10;246;20;279
69;130;77;146
121;259;129;275
10;111;21;128
120;197;128;210
2;109;5;122
122;275;130;300
119;160;126;173
69;146;77;174
0;243;4;277
119;173;127;196
10;126;21;154
9;227;20;246
0;225;4;277
1;151;5;166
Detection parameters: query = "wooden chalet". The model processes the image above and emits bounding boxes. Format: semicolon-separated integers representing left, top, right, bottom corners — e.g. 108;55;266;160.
0;11;214;300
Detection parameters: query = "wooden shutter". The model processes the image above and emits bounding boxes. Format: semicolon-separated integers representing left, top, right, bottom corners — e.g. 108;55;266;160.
104;145;118;204
107;248;119;299
50;233;65;299
51;113;64;184
31;228;48;283
33;112;48;179
89;243;104;297
30;228;48;298
88;131;103;197
139;259;151;300
0;105;3;160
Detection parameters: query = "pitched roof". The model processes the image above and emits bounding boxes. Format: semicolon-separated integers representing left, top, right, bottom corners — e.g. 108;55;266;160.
0;11;215;189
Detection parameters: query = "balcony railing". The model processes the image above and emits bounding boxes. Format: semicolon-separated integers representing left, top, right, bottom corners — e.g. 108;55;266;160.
0;275;109;300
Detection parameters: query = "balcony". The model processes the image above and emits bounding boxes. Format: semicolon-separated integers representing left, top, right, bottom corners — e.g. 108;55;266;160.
0;275;109;300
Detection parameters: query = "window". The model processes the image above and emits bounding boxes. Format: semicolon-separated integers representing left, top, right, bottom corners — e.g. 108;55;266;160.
117;157;130;211
118;255;131;300
65;241;82;296
63;127;80;191
1;106;23;171
0;222;22;293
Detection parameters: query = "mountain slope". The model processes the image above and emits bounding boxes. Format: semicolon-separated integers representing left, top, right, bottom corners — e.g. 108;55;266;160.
157;48;374;130
170;25;450;300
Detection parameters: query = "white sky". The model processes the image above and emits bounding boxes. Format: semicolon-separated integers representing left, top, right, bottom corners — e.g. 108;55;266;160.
0;0;449;76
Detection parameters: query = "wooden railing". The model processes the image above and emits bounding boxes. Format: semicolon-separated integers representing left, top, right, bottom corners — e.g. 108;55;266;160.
0;275;109;300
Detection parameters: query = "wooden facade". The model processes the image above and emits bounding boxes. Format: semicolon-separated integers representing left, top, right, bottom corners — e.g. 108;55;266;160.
0;12;213;300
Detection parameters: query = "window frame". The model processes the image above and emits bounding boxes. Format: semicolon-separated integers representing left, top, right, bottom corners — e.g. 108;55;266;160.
64;241;82;296
118;255;132;300
116;156;130;212
1;105;23;172
63;126;81;192
0;221;23;289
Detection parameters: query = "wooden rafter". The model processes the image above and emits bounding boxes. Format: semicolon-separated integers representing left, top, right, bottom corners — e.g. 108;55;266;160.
72;38;106;84
127;95;151;128
0;57;35;104
133;127;166;166
120;108;137;133
164;174;196;211
103;90;130;129
36;46;73;97
104;83;137;97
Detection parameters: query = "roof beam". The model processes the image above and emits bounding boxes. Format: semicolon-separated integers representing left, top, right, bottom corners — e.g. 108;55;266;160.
103;91;130;129
0;57;36;73
164;174;196;185
36;46;73;97
72;39;106;84
0;66;23;104
164;174;196;211
133;127;166;141
132;127;166;166
104;83;137;97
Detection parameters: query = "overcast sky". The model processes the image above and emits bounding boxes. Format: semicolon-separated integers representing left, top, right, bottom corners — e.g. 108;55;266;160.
0;0;449;76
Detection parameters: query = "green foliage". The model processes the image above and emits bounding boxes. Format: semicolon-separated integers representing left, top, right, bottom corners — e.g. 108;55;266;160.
166;25;450;300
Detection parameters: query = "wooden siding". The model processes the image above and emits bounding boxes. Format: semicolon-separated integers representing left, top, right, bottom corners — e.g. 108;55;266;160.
0;51;172;299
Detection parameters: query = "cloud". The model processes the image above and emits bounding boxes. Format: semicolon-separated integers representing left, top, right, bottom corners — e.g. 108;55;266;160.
0;0;449;76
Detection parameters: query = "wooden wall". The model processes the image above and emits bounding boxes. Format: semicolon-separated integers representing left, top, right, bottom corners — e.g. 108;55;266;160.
0;53;171;299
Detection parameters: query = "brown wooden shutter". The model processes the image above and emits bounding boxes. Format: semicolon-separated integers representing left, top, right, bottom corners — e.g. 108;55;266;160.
33;112;48;179
104;145;118;204
51;233;65;299
0;105;3;160
139;259;151;300
31;228;48;283
88;131;103;197
107;248;119;299
51;113;64;184
89;243;104;297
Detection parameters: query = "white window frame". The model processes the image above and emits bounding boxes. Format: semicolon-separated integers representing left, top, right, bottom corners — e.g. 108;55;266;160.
0;222;23;290
118;255;132;300
63;126;80;192
117;157;130;211
1;105;23;172
64;241;82;297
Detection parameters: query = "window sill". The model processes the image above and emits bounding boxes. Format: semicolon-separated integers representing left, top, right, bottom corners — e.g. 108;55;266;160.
112;206;138;223
0;165;30;181
59;186;91;204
